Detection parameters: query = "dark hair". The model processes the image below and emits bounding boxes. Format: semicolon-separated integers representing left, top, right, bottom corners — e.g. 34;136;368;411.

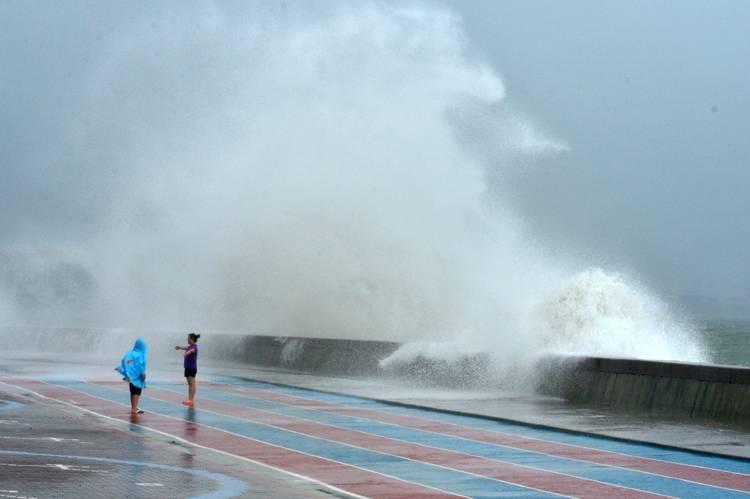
188;333;201;342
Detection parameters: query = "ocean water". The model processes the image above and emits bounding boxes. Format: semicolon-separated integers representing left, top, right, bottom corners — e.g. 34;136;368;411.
699;318;750;367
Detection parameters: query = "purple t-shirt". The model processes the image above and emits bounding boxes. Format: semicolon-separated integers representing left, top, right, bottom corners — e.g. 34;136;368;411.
184;343;198;370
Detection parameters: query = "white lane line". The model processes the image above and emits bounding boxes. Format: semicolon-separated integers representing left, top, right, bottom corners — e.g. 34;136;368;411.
0;436;86;443
0;463;108;473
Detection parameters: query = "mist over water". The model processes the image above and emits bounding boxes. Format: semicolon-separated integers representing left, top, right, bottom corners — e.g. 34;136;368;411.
0;2;706;368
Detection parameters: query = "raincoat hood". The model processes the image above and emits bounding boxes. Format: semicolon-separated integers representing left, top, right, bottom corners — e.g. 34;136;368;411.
133;337;147;354
115;337;148;389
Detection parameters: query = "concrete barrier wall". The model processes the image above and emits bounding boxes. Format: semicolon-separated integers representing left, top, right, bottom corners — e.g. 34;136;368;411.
0;327;401;376
537;356;750;423
204;334;401;376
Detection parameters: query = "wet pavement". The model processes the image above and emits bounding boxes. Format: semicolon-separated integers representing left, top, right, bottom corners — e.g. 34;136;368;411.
213;363;750;459
2;356;750;498
0;365;351;498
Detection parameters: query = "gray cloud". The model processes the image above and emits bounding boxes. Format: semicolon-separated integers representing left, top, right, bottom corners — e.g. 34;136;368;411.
445;0;750;305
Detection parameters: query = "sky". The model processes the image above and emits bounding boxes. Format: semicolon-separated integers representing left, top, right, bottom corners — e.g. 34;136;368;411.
0;0;749;331
445;0;750;302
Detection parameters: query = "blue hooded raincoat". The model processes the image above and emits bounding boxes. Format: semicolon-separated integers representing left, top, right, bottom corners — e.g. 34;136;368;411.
116;337;147;389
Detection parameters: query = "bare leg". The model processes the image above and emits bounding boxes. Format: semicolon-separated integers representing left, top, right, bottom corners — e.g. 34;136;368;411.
187;377;196;402
130;393;140;414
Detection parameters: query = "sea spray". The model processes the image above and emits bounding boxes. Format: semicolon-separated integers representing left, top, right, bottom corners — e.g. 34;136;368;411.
0;2;706;375
381;268;707;387
539;268;705;361
75;1;560;339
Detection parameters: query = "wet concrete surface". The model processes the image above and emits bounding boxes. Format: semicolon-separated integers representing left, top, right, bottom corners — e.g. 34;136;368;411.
0;366;351;498
206;362;750;460
3;355;750;498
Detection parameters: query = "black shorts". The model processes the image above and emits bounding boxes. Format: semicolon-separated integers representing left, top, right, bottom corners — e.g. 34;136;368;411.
129;383;142;396
184;368;197;378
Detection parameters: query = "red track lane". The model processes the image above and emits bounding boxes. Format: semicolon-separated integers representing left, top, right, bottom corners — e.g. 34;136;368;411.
139;385;664;499
210;383;750;493
0;378;462;499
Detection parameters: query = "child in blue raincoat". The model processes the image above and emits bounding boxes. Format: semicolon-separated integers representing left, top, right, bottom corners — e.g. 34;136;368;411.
115;337;147;415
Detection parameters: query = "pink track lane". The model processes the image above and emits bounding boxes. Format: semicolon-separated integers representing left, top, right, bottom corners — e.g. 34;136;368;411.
0;377;461;499
209;382;750;493
138;384;666;499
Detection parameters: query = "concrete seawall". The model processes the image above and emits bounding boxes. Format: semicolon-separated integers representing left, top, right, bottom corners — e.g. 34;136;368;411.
538;355;750;423
205;334;401;375
0;327;401;376
205;334;490;385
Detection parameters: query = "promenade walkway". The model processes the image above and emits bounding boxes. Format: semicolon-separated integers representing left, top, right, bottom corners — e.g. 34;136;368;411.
2;362;750;498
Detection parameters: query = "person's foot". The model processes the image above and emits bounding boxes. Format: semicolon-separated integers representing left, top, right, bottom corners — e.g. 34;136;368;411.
182;400;194;406
130;409;144;415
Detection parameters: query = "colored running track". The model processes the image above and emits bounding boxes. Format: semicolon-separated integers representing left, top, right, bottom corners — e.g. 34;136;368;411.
2;375;750;498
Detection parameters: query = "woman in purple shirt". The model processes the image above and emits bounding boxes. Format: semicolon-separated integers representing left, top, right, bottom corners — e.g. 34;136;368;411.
175;333;200;406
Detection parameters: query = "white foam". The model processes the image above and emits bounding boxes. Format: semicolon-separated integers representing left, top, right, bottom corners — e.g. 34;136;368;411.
538;268;705;362
379;339;484;369
381;268;707;378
